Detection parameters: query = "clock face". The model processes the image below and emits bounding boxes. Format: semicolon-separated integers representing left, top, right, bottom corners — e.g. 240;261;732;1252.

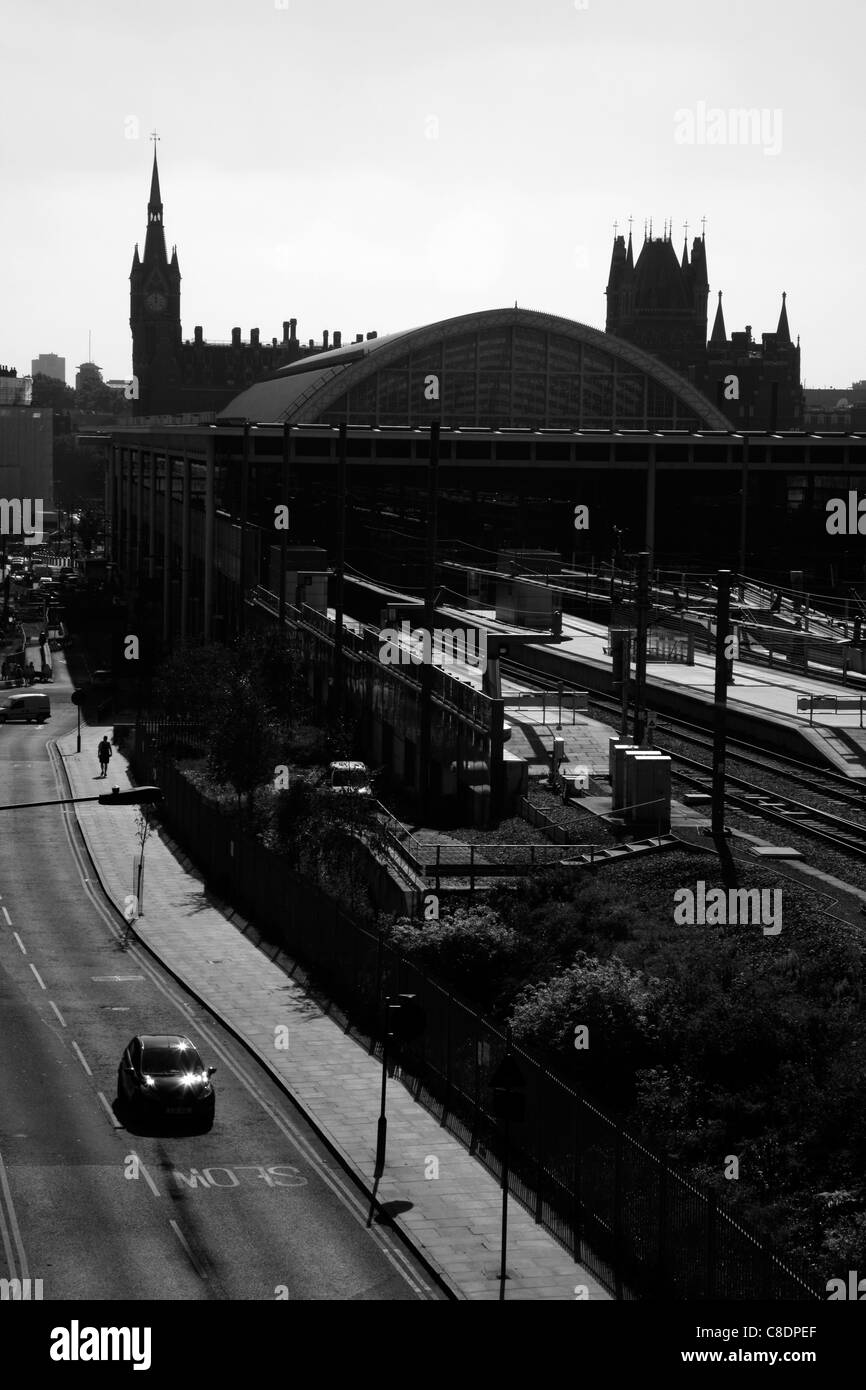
145;291;167;313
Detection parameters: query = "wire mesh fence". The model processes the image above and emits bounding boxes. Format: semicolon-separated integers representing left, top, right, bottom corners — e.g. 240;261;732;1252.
132;724;825;1302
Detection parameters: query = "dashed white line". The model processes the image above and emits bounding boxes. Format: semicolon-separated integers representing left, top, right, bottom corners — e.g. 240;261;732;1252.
97;1092;121;1129
29;963;46;990
169;1219;206;1279
2;907;12;926
131;1154;161;1199
12;932;26;955
49;1000;67;1028
71;1040;93;1076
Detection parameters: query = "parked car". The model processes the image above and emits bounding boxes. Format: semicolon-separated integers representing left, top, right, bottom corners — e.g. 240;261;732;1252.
0;692;50;724
116;1034;216;1131
326;760;374;795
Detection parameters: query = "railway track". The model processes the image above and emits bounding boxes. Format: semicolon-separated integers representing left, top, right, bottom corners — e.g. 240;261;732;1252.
499;656;866;860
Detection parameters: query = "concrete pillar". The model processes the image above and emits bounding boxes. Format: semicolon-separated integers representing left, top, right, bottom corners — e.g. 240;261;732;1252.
162;455;172;644
645;444;656;564
148;452;157;580
181;453;191;638
136;446;145;574
108;446;118;566
125;451;133;578
203;438;215;641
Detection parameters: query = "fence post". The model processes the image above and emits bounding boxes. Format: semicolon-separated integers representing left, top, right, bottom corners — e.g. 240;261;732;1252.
470;1014;482;1155
435;843;441;893
705;1197;717;1299
657;1161;668;1294
444;992;453;1123
572;1106;583;1263
613;1128;624;1300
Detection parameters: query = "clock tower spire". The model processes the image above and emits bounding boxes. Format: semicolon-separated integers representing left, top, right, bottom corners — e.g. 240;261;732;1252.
130;137;182;415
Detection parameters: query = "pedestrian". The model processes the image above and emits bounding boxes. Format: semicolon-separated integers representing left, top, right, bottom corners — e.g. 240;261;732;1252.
26;661;36;686
97;735;113;778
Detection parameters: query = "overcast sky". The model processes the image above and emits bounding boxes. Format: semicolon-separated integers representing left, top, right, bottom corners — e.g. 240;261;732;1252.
1;0;862;386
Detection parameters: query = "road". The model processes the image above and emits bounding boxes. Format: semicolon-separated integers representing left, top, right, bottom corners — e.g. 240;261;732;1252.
0;644;443;1300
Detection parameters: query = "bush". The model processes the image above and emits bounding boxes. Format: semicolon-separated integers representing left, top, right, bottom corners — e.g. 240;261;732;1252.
510;952;659;1105
387;905;519;1008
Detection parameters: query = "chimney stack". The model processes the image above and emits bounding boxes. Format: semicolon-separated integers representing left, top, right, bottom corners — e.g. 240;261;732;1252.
231;327;241;347
323;330;329;350
290;318;297;342
250;328;259;347
355;333;363;343
194;326;203;345
366;331;377;340
282;320;290;344
334;331;342;348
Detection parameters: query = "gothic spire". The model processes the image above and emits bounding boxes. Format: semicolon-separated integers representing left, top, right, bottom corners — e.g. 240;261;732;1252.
710;290;727;345
776;291;791;344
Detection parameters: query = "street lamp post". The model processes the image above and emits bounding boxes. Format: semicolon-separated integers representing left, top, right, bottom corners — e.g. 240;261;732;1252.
0;787;163;812
490;1027;526;1301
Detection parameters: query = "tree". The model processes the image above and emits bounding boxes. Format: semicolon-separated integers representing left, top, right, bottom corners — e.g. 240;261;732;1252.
31;372;75;412
74;363;127;415
387;905;518;1007
151;641;235;724
206;671;281;818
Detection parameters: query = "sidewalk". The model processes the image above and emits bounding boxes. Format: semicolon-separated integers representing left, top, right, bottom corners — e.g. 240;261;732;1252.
58;726;611;1302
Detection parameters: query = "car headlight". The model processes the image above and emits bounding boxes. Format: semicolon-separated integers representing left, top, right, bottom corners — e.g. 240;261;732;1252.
142;1074;156;1088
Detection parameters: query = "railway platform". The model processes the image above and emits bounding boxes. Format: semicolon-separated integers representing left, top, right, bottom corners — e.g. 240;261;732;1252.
459;608;866;781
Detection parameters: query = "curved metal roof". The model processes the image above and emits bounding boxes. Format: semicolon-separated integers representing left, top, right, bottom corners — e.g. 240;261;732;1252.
218;306;731;429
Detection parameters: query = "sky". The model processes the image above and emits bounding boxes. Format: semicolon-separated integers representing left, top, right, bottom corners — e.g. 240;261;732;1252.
1;0;863;387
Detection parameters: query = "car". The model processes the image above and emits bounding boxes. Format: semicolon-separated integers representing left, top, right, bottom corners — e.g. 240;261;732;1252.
0;692;50;724
326;760;373;795
116;1034;216;1131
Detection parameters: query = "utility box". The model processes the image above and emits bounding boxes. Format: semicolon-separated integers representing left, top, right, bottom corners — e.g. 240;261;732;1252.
610;740;639;811
623;750;671;834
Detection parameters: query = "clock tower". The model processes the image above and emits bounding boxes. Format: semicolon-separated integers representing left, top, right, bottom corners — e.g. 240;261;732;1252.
130;139;182;415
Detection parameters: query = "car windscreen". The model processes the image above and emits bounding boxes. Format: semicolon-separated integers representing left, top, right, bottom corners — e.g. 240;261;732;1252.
332;769;368;788
141;1043;201;1075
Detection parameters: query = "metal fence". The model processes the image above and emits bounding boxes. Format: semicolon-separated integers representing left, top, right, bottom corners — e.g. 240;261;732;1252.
132;726;824;1302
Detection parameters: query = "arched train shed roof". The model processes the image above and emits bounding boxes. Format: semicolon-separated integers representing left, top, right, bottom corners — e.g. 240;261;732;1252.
218;306;731;430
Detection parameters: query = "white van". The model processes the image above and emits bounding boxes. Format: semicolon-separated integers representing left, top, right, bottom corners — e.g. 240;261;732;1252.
0;692;50;724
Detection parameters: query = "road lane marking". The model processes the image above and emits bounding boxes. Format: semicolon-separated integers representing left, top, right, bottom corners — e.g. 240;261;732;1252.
0;1150;29;1280
13;932;26;954
2;907;11;926
29;964;46;990
48;742;435;1298
49;1000;67;1027
169;1219;206;1279
97;1092;122;1129
91;976;144;982
70;1041;92;1076
129;1152;160;1198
